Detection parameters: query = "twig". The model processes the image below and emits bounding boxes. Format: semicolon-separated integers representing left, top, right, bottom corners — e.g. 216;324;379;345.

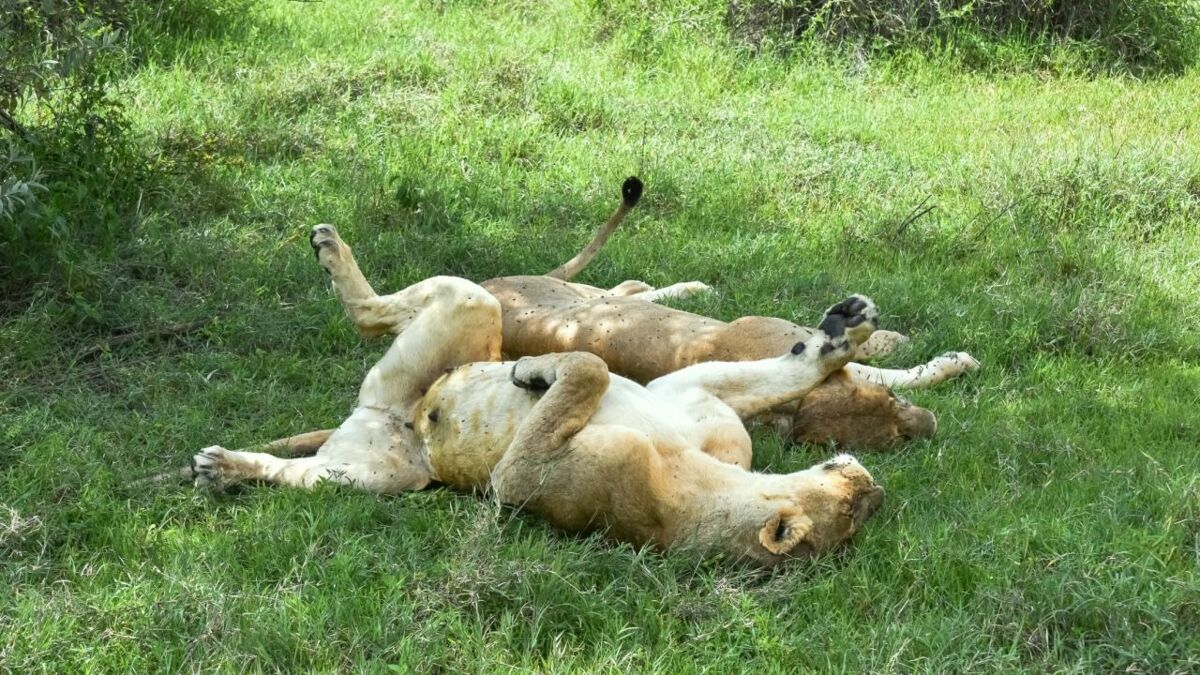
0;109;33;142
892;195;936;238
77;317;215;360
968;189;1055;243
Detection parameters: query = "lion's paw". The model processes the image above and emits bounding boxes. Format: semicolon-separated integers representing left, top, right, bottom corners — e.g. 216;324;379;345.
510;357;555;391
855;330;909;361
192;446;234;490
816;295;879;355
936;351;981;374
309;224;348;271
676;281;714;297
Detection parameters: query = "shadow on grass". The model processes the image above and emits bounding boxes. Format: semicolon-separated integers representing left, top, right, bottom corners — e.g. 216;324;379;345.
127;0;285;67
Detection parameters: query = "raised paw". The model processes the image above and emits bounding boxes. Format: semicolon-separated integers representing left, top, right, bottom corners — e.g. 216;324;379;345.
309;223;348;271
191;445;235;490
510;356;555;391
816;294;879;354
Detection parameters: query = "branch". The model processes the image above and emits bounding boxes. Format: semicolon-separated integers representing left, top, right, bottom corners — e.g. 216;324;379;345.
0;109;32;142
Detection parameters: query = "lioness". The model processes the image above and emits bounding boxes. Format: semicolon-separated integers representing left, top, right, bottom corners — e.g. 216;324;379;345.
193;229;889;565
318;178;978;451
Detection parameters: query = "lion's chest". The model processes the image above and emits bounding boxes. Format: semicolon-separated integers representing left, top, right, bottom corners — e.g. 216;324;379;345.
417;365;536;490
415;363;742;490
665;389;753;467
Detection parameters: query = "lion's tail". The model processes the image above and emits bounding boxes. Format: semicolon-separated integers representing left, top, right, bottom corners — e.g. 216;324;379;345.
545;176;643;281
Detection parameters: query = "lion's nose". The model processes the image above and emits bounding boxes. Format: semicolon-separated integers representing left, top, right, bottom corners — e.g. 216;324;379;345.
900;405;938;439
852;485;885;527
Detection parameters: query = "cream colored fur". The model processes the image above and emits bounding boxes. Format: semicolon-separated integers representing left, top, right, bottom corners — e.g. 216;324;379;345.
273;179;976;449
192;225;886;566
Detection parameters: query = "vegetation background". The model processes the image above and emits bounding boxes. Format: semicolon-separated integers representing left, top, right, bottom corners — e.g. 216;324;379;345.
2;0;1198;670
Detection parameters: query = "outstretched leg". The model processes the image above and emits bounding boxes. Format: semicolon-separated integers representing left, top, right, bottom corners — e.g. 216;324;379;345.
845;352;980;389
647;296;879;418
605;280;655;296
194;273;503;493
603;279;714;303
489;352;610;504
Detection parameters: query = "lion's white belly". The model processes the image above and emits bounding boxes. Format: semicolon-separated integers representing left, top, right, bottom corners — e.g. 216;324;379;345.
417;362;710;489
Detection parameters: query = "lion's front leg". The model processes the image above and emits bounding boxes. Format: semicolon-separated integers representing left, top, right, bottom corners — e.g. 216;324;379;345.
490;353;610;505
844;351;981;389
646;295;880;418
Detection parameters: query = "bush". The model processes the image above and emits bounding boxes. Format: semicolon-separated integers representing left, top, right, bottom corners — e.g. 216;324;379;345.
726;0;1200;73
0;0;256;299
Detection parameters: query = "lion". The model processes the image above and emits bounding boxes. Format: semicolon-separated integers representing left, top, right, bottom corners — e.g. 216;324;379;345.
192;226;891;565
315;177;977;453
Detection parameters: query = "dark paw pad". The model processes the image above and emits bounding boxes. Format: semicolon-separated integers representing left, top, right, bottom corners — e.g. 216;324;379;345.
819;340;852;356
817;295;875;338
191;446;228;489
510;363;550;391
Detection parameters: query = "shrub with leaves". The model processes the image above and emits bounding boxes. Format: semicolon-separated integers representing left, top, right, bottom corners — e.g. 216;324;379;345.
727;0;1200;73
0;0;256;296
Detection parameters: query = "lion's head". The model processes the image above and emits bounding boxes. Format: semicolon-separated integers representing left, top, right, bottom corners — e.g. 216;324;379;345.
792;371;937;449
744;454;885;566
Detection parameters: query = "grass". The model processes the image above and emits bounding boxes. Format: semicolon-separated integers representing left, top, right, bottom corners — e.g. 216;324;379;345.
2;0;1199;671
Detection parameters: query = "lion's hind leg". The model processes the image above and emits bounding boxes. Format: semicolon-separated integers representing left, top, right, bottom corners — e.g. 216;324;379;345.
629;281;713;303
311;223;442;339
606;280;655;296
192;275;500;495
603;280;712;302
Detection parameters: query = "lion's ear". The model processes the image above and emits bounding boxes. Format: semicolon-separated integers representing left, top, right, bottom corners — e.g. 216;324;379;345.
759;510;813;555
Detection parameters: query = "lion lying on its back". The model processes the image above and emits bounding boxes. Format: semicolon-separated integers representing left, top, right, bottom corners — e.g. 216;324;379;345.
339;178;979;453
193;226;889;566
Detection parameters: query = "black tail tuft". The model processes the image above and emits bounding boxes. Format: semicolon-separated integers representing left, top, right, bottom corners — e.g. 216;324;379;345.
621;176;643;207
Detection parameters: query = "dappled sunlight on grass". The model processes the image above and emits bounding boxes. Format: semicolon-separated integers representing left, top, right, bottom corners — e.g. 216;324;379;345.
2;0;1199;670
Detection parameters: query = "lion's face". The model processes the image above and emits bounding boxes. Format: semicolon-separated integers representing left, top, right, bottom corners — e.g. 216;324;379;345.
793;373;937;449
753;454;885;565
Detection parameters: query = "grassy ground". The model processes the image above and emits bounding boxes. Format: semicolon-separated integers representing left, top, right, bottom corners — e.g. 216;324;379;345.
3;0;1199;671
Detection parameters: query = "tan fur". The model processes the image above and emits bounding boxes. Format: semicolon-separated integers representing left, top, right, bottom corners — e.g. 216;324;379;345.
256;180;975;452
462;178;975;449
192;226;889;566
484;274;976;448
791;371;937;447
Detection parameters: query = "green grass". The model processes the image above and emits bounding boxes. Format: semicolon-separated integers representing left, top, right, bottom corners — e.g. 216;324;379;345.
3;0;1200;671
